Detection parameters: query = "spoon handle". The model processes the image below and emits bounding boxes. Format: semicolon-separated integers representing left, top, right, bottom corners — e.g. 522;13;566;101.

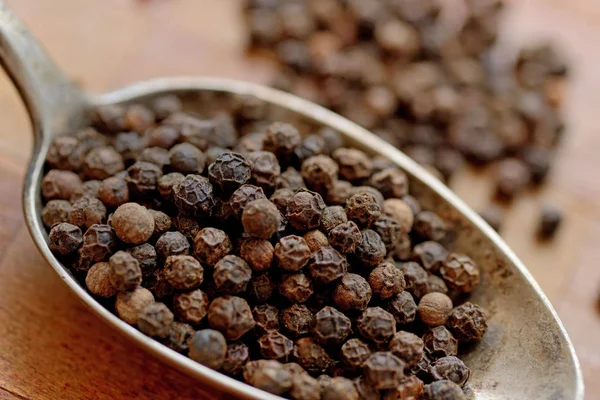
0;1;88;143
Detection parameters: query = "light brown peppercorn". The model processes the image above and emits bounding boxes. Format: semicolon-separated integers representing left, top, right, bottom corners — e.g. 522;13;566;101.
109;251;142;292
148;125;180;149
280;304;313;337
42;200;72;228
423;380;466;400
355;230;387;268
148;209;171;236
188;329;227;370
253;304;280;336
244;360;292;396
383;199;414;233
85;262;117;298
320;206;347;232
193;227;232;266
328;221;362;253
279;273;314;303
287;189;326;231
346;192;382;229
156;231;190;261
138;302;174;338
357;307;396;344
240;239;273;272
115;287;155;325
125;104;155;133
333;273;372;312
293;337;335;374
446;302;487;342
214;255;252;294
389;331;424;367
341;338;371;369
68;196;107;229
173;289;209;325
274;235;312;271
429;356;471;386
290;372;321;400
369;262;406;299
387;291;418;325
242;199;281;239
258;330;294;360
164;255;204;290
48;222;82;256
363;352;406;390
323;377;359;400
332;148;373;182
208;296;255;340
164;322;195;354
222;341;250;376
303;230;329;252
308;246;348;284
112;203;155;244
413;211;448;242
98;177;129;208
83;146;125;180
158;172;185;201
42;169;83;201
369;168;409;199
440;253;480;293
423;326;458;359
301;155;339;193
418;293;453;327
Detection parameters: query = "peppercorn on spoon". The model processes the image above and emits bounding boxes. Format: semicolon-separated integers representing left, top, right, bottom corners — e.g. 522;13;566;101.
0;3;583;399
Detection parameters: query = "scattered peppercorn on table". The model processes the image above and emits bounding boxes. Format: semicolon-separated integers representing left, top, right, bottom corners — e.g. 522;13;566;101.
0;0;600;399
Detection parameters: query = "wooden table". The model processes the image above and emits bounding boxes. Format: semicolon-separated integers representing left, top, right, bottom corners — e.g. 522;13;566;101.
0;0;598;398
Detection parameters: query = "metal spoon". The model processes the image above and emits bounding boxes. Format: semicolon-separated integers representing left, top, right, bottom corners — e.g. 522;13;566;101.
0;3;583;399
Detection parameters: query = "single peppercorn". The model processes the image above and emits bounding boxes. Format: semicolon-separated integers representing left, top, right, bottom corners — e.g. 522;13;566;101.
208;152;252;194
163;255;204;290
193;227;232;266
46;136;83;171
537;205;562;240
418;293;453;327
125;104;155;133
230;184;267;218
383;199;414;233
326;180;353;206
274;235;312;272
242;199;281;239
139;147;170;169
115;287;155;325
423;326;458;359
214;255;252;295
374;214;403;252
253;304;280;336
208;296;255;340
413;241;448;273
287;188;326;230
311;306;351;345
320;206;347;232
42;169;83;201
125;161;162;196
83;147;125;180
98;177;129;208
138;302;174;339
276;167;306;190
303;230;329;252
382;375;425;400
280;304;313;337
356;230;387;268
221;341;250;376
370;168;409;199
301;155;339;193
346;192;382;229
114;132;146;163
258;330;294;360
188;329;228;370
354;376;380;400
429;356;471;387
423;380;466;400
290;372;321;400
42;200;72;228
48;222;82;256
111;203;154;244
279;273;314;303
293;337;335;374
413;211;448;242
494;158;531;200
271;188;295;213
369;262;405;299
248;272;276;304
173;174;215;217
263;122;302;160
68;196;107;229
164;322;195;354
147;210;170;237
109;251;142;292
85;262;117;298
294;134;327;166
328;221;362;254
80;224;117;264
333;273;372;312
323;377;359;400
479;204;504;232
172;289;209;326
247;150;281;190
387;291;418;325
332;148;373;182
156;231;190;261
363;352;406;390
158;172;185;202
341;338;371;369
240;239;273;272
357;307;396;345
169;143;206;175
389;331;424;368
171;213;200;241
148;125;179;149
244;359;292;396
398;262;429;299
440;253;480;293
151;95;182;120
446;302;487;342
308;246;348;284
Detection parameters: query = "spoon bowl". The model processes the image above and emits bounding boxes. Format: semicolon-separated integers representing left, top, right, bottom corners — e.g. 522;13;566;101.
0;2;584;399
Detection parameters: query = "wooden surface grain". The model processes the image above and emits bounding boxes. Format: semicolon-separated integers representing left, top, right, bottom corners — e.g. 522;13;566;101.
0;0;599;399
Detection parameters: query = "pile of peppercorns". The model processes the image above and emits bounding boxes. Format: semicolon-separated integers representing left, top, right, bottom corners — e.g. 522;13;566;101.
43;95;487;400
242;0;567;238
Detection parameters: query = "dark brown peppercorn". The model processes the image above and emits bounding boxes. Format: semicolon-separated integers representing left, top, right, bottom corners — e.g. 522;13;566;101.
280;304;313;337
247;150;281;190
98;177;129;208
333;273;372;312
158;172;185;202
301;155;339;193
401;195;421;216
274;235;312;272
126;161;162;195
205;147;229;166
418;293;453;327
46;136;83;171
413;211;447;242
114;132;146;163
537;205;562;240
370;168;409;199
172;214;200;241
276;167;306;190
332;148;373;182
151;95;182;120
308;246;348;284
326;180;353;206
423;380;466;400
173;174;215;217
258;330;294;360
69;196;106;229
111;203;154;244
69;179;102;203
164;255;204;290
354;376;380;400
294;134;327;166
193;227;232;266
109;251;142;291
148;209;171;237
223;342;250;376
293;337;335;374
137;302;174;339
387;291;418;325
312;306;351;345
173;289;209;326
426;275;449;295
148;125;180;149
263;122;302;159
270;188;295;213
242;199;281;239
42;200;72;228
248;272;276;304
374;214;403;252
346;192;382;229
341;338;371;369
147;269;174;299
446;302;487;342
413;241;448;273
208;296;255;340
363;352;405;390
169;143;206;175
423;326;458;359
287;188;326;230
49;222;82;256
357;307;396;345
80;224;117;263
323;377;359;400
139;147;171;169
156;231;190;261
290;373;321;400
429;356;470;386
382;375;424;400
328;221;362;254
398;262;429;299
240;239;273;272
125;104;155;133
479;204;504;232
279;273;314;303
320;206;347;232
209;152;252;194
253;304;280;336
389;331;424;368
42;169;83;201
355;230;386;268
243;360;292;396
188;329;227;370
230;184;267;218
83;147;125;180
214;255;252;294
440;254;480;293
163;322;195;354
369;262;405;299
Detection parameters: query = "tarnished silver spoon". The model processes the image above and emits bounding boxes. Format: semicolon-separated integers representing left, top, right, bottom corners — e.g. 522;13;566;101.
0;2;583;399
